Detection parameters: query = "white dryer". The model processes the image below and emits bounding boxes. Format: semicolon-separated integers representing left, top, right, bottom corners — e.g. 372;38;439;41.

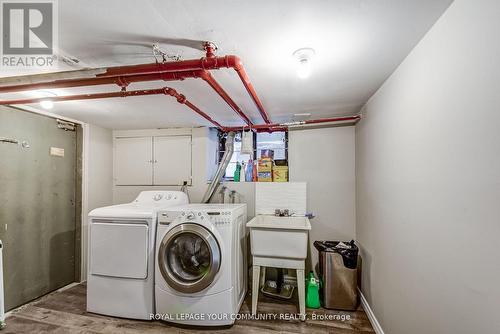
87;191;188;320
155;204;247;326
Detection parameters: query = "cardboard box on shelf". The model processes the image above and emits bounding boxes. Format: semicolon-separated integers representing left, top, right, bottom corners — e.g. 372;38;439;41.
260;149;274;159
258;171;272;182
273;166;288;182
258;158;273;172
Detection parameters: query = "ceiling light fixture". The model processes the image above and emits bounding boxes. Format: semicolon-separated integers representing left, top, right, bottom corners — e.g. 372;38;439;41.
36;90;57;109
293;48;315;79
40;99;54;109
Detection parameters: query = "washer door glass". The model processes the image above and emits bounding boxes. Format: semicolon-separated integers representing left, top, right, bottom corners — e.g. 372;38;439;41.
159;223;221;293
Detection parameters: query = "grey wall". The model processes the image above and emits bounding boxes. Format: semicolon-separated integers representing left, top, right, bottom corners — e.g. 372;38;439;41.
87;124;114;213
289;127;356;272
356;0;500;333
82;124;113;280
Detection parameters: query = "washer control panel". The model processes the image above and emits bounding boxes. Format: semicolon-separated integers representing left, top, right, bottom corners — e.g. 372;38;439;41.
158;210;233;225
206;211;232;225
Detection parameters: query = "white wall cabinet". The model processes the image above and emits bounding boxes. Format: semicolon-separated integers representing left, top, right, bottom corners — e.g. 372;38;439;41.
114;136;153;185
153;136;192;185
114;135;192;186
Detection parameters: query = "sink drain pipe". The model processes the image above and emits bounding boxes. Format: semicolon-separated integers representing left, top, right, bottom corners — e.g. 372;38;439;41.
202;132;235;203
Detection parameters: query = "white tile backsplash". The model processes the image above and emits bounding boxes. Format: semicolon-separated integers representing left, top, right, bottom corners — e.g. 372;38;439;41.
255;182;307;216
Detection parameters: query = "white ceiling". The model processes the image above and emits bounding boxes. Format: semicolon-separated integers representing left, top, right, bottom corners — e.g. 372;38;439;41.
0;0;453;129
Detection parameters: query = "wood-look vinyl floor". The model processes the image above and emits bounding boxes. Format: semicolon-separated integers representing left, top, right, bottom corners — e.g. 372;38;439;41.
4;282;375;333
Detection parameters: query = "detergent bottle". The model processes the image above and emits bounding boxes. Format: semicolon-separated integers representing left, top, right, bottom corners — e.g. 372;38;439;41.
246;160;253;182
234;162;241;182
306;271;321;309
240;162;246;182
252;161;258;181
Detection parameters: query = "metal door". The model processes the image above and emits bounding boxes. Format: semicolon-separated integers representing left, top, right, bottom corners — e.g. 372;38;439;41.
0;107;80;311
158;223;220;293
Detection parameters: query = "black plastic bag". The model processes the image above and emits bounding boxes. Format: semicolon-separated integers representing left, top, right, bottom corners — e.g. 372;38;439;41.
314;240;359;269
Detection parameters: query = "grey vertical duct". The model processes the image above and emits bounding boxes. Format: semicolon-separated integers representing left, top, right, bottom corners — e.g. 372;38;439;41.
202;132;235;203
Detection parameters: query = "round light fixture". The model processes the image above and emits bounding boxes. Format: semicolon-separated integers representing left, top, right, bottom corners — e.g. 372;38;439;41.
293;48;315;79
35;90;57;109
40;99;54;109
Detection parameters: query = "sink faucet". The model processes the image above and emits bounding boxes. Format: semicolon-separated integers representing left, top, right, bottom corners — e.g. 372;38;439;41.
274;209;291;217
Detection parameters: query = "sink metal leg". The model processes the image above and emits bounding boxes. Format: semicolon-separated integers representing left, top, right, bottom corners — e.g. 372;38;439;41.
297;269;306;321
260;266;266;288
252;265;260;315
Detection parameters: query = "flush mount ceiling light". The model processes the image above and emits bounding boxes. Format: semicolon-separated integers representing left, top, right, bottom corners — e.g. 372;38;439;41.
293;47;315;79
40;100;54;109
36;90;57;109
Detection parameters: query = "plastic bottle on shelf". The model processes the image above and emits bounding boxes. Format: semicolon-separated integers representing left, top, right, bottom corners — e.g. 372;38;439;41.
252;160;258;181
234;162;241;182
240;162;246;182
246;160;253;182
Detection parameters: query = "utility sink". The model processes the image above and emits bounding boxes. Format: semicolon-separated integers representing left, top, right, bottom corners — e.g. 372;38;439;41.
246;215;311;260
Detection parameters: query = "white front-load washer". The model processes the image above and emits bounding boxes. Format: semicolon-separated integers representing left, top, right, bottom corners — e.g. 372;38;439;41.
155;204;247;326
87;191;188;320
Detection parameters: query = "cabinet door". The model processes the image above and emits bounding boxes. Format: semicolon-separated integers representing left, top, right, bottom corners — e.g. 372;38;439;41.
114;137;153;185
153;136;192;185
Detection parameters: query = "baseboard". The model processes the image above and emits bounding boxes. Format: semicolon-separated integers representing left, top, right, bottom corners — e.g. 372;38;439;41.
358;288;385;334
55;282;81;293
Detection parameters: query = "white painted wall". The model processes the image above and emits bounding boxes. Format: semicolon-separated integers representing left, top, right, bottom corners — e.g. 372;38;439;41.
217;182;256;218
289;127;356;272
356;1;500;333
82;123;113;279
112;127;219;204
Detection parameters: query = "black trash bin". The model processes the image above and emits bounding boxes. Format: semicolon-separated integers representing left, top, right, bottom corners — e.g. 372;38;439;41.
314;240;360;310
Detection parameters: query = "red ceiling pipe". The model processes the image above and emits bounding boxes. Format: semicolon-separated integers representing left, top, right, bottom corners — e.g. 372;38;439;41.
302;116;361;125
0;46;270;123
0;59;242;93
0;87;225;130
228;58;271;124
197;70;253;126
0;57;241;90
254;127;288;133
0;71;202;93
224;115;361;132
162;87;225;130
96;55;238;77
0;68;255;127
0;88;166;103
97;54;271;124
